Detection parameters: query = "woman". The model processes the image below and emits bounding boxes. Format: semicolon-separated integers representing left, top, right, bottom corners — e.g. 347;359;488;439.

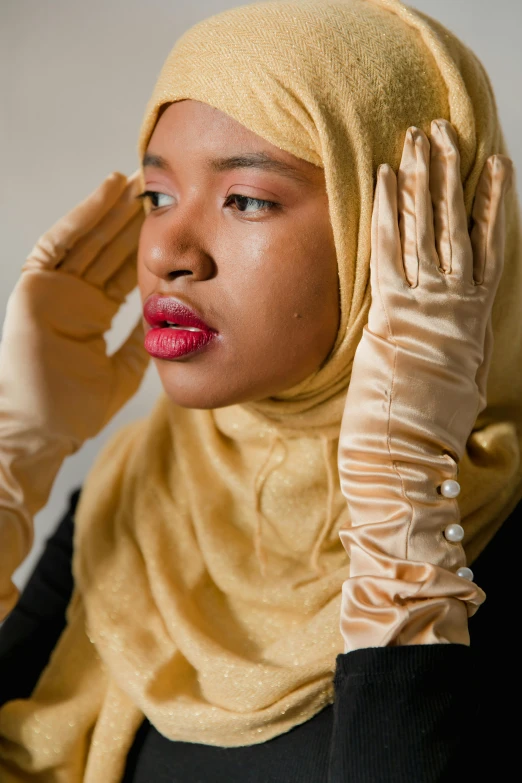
1;0;521;780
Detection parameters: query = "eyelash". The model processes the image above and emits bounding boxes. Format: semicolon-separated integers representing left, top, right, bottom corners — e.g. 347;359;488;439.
135;190;279;214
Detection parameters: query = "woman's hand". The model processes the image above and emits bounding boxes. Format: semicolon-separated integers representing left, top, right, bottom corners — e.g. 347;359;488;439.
337;120;512;651
366;121;511;452
0;170;150;447
0;171;149;619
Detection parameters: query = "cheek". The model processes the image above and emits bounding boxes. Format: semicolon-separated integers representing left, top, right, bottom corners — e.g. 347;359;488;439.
223;213;339;362
256;217;337;318
284;225;340;356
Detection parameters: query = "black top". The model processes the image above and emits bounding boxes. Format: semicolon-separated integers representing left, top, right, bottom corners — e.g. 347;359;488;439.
0;487;520;782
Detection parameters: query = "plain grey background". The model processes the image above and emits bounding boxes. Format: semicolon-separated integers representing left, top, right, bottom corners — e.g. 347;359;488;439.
1;0;521;590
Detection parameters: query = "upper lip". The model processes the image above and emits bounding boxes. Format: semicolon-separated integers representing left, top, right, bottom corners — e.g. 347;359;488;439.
143;295;216;333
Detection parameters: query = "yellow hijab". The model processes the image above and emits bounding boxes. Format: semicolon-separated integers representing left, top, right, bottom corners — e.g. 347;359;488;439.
1;1;521;780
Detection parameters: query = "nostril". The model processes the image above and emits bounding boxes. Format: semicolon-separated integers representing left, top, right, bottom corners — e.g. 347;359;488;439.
168;269;193;280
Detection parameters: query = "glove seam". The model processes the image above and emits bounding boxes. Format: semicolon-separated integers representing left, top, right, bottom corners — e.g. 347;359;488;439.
374;176;415;565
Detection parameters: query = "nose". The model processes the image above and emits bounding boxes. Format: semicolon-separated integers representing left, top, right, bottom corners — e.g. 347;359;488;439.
139;205;216;283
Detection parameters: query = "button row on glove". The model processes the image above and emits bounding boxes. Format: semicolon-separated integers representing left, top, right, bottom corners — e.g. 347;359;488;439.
439;479;475;581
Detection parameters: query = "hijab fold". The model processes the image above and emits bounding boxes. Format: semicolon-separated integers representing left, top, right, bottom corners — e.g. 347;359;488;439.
1;1;521;779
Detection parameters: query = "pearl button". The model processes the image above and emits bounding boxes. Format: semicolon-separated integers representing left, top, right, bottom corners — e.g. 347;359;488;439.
440;479;461;498
456;567;474;581
444;523;464;543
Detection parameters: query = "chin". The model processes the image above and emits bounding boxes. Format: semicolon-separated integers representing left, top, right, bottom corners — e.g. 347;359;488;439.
159;379;227;410
152;354;311;410
154;362;243;409
155;365;299;410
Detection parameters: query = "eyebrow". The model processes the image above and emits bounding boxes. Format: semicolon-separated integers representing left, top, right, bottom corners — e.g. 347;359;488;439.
142;151;311;184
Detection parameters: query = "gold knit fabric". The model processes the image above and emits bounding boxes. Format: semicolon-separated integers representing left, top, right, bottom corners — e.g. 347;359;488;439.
1;1;522;779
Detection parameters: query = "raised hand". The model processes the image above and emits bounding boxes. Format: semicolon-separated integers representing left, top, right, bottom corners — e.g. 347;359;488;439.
0;171;149;619
1;170;150;445
337;120;512;650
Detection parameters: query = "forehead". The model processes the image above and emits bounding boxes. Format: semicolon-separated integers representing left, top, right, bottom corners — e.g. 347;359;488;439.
145;100;323;184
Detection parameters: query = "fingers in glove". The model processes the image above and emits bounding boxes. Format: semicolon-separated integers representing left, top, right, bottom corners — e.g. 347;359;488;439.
470;154;512;287
429;119;473;280
83;210;143;289
57;171;143;277
104;252;139;304
397;127;438;288
371;165;404;288
22;172;130;271
471;154;512;409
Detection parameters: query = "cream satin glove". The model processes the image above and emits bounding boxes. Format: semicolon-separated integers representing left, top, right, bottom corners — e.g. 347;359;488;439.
338;120;513;650
0;171;149;619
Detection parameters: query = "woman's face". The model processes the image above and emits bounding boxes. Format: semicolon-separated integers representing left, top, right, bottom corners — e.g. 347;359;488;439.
138;99;339;408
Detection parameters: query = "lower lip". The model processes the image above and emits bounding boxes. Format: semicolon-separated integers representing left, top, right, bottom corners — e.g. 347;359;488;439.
144;327;216;359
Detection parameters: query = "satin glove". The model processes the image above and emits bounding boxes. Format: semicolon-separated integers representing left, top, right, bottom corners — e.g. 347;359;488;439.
0;171;149;619
338;120;513;650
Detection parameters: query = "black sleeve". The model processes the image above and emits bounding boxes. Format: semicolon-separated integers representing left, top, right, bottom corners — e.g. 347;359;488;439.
328;496;522;782
329;644;476;782
0;486;82;707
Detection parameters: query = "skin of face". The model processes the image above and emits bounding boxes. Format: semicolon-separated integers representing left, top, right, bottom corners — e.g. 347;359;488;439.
138;99;340;409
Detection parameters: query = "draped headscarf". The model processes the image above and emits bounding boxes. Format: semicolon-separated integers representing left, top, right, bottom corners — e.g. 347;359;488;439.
1;1;521;780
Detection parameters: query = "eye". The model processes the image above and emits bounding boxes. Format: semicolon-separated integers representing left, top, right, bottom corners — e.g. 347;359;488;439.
224;194;279;214
136;191;175;210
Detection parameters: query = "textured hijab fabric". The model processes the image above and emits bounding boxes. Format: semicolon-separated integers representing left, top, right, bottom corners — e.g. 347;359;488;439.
1;1;522;780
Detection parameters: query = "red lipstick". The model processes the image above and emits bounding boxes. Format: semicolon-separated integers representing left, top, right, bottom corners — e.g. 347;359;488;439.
143;296;217;360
